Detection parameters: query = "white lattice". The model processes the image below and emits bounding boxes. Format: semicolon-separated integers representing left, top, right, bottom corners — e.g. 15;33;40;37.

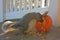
5;0;50;20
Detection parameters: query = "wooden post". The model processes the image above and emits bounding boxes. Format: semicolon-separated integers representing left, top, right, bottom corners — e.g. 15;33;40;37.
56;0;60;27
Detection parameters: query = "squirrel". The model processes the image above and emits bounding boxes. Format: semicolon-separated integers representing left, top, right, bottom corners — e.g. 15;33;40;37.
2;12;43;35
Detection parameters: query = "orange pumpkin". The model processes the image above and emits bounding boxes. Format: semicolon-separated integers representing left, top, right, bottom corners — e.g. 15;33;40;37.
35;15;52;32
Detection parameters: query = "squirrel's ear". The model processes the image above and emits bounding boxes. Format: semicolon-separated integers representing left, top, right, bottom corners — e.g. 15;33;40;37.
43;11;48;16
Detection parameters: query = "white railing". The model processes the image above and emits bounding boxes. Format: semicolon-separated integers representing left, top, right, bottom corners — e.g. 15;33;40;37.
5;0;50;20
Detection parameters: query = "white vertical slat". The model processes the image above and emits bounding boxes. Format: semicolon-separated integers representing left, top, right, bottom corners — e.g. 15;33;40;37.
15;0;17;11
22;0;24;10
47;0;50;7
20;0;22;10
10;0;11;12
36;0;38;8
26;0;29;10
24;0;26;10
40;0;42;8
13;0;15;11
6;0;9;12
25;0;28;9
41;0;45;8
29;0;32;9
10;0;13;12
34;0;37;8
8;0;10;12
29;0;32;10
6;0;8;12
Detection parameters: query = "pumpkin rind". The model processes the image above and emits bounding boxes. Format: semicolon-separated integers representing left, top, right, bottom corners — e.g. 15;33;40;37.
35;16;52;32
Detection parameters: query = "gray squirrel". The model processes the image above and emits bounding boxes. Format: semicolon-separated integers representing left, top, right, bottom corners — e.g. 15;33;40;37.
2;12;43;34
